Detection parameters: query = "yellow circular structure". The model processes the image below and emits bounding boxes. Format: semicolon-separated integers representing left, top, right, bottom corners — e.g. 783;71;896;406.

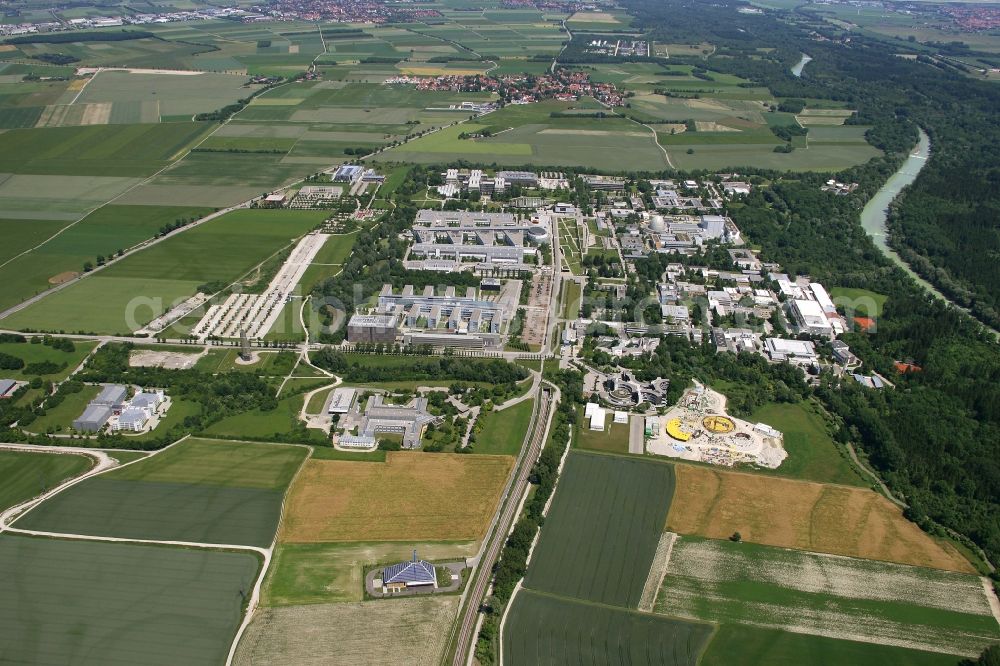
666;418;692;442
702;415;736;434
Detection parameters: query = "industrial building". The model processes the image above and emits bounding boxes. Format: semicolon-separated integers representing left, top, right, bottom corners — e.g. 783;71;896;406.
764;338;818;365
73;404;113;433
93;384;128;410
347;314;399;344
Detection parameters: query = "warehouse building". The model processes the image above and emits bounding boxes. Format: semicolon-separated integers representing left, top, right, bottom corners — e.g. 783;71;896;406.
73;404;113;433
93;384;128;410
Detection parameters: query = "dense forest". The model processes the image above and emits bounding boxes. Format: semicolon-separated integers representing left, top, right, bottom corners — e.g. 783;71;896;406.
622;0;1000;566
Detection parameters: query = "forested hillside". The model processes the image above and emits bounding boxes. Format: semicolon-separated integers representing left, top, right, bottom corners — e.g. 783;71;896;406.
622;0;1000;565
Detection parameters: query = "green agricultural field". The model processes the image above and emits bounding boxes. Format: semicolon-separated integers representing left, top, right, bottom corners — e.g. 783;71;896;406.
264;540;477;605
15;438;308;547
523;451;676;606
747;400;866;486
0;218;67;264
0;122;211;176
0;535;259;666
503;589;713;666
656;537;1000;658
1;209;327;334
472;397;533;455
75;70;256;118
701;625;963;666
0;449;93;511
670;142;881;172
830;286;888;318
0;173;141;222
0;204;212;311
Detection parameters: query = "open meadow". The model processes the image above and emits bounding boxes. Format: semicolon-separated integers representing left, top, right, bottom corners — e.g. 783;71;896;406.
263;540;477;605
15;438;308;547
280;451;513;543
234;596;458;666
1;209;327;334
0;339;97;381
0;449;93;511
523;451;676;607
657;536;999;657
0;534;259;666
504;589;712;666
666;464;974;572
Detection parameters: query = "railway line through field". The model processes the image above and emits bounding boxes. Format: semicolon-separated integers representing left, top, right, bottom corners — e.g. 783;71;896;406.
449;384;555;666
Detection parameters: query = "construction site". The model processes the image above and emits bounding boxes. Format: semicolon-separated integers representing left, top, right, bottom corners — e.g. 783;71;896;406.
646;382;787;469
192;232;328;340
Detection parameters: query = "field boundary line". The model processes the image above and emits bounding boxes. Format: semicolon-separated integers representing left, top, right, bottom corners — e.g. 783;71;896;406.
2;526;269;557
637;531;676;612
69;68;100;105
0;435;191;532
225;442;312;666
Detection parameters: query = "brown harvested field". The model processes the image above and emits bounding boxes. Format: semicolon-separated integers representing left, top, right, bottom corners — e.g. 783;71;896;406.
667;464;975;573
280;452;513;543
233;597;458;666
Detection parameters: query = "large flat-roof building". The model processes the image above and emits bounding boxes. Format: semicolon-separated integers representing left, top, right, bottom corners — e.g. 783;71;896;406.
790;299;833;337
764;338;818;365
409;210;546;270
347;314;399;344
324;387;357;414
93;384;128;410
73;404;112;433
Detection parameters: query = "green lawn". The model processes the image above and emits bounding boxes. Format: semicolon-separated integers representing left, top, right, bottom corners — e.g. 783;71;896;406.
574;406;630;455
829;286;888;318
202;394;328;445
0;449;93;511
263;540;476;605
30;384;100;434
0;535;259;666
0;339;97;381
748;400;866;487
473;397;533;456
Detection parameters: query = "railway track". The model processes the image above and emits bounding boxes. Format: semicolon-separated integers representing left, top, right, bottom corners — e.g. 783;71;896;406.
450;387;552;666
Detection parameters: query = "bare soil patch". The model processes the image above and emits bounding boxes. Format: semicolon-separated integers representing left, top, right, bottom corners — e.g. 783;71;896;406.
234;596;458;665
48;271;79;285
667;464;975;573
